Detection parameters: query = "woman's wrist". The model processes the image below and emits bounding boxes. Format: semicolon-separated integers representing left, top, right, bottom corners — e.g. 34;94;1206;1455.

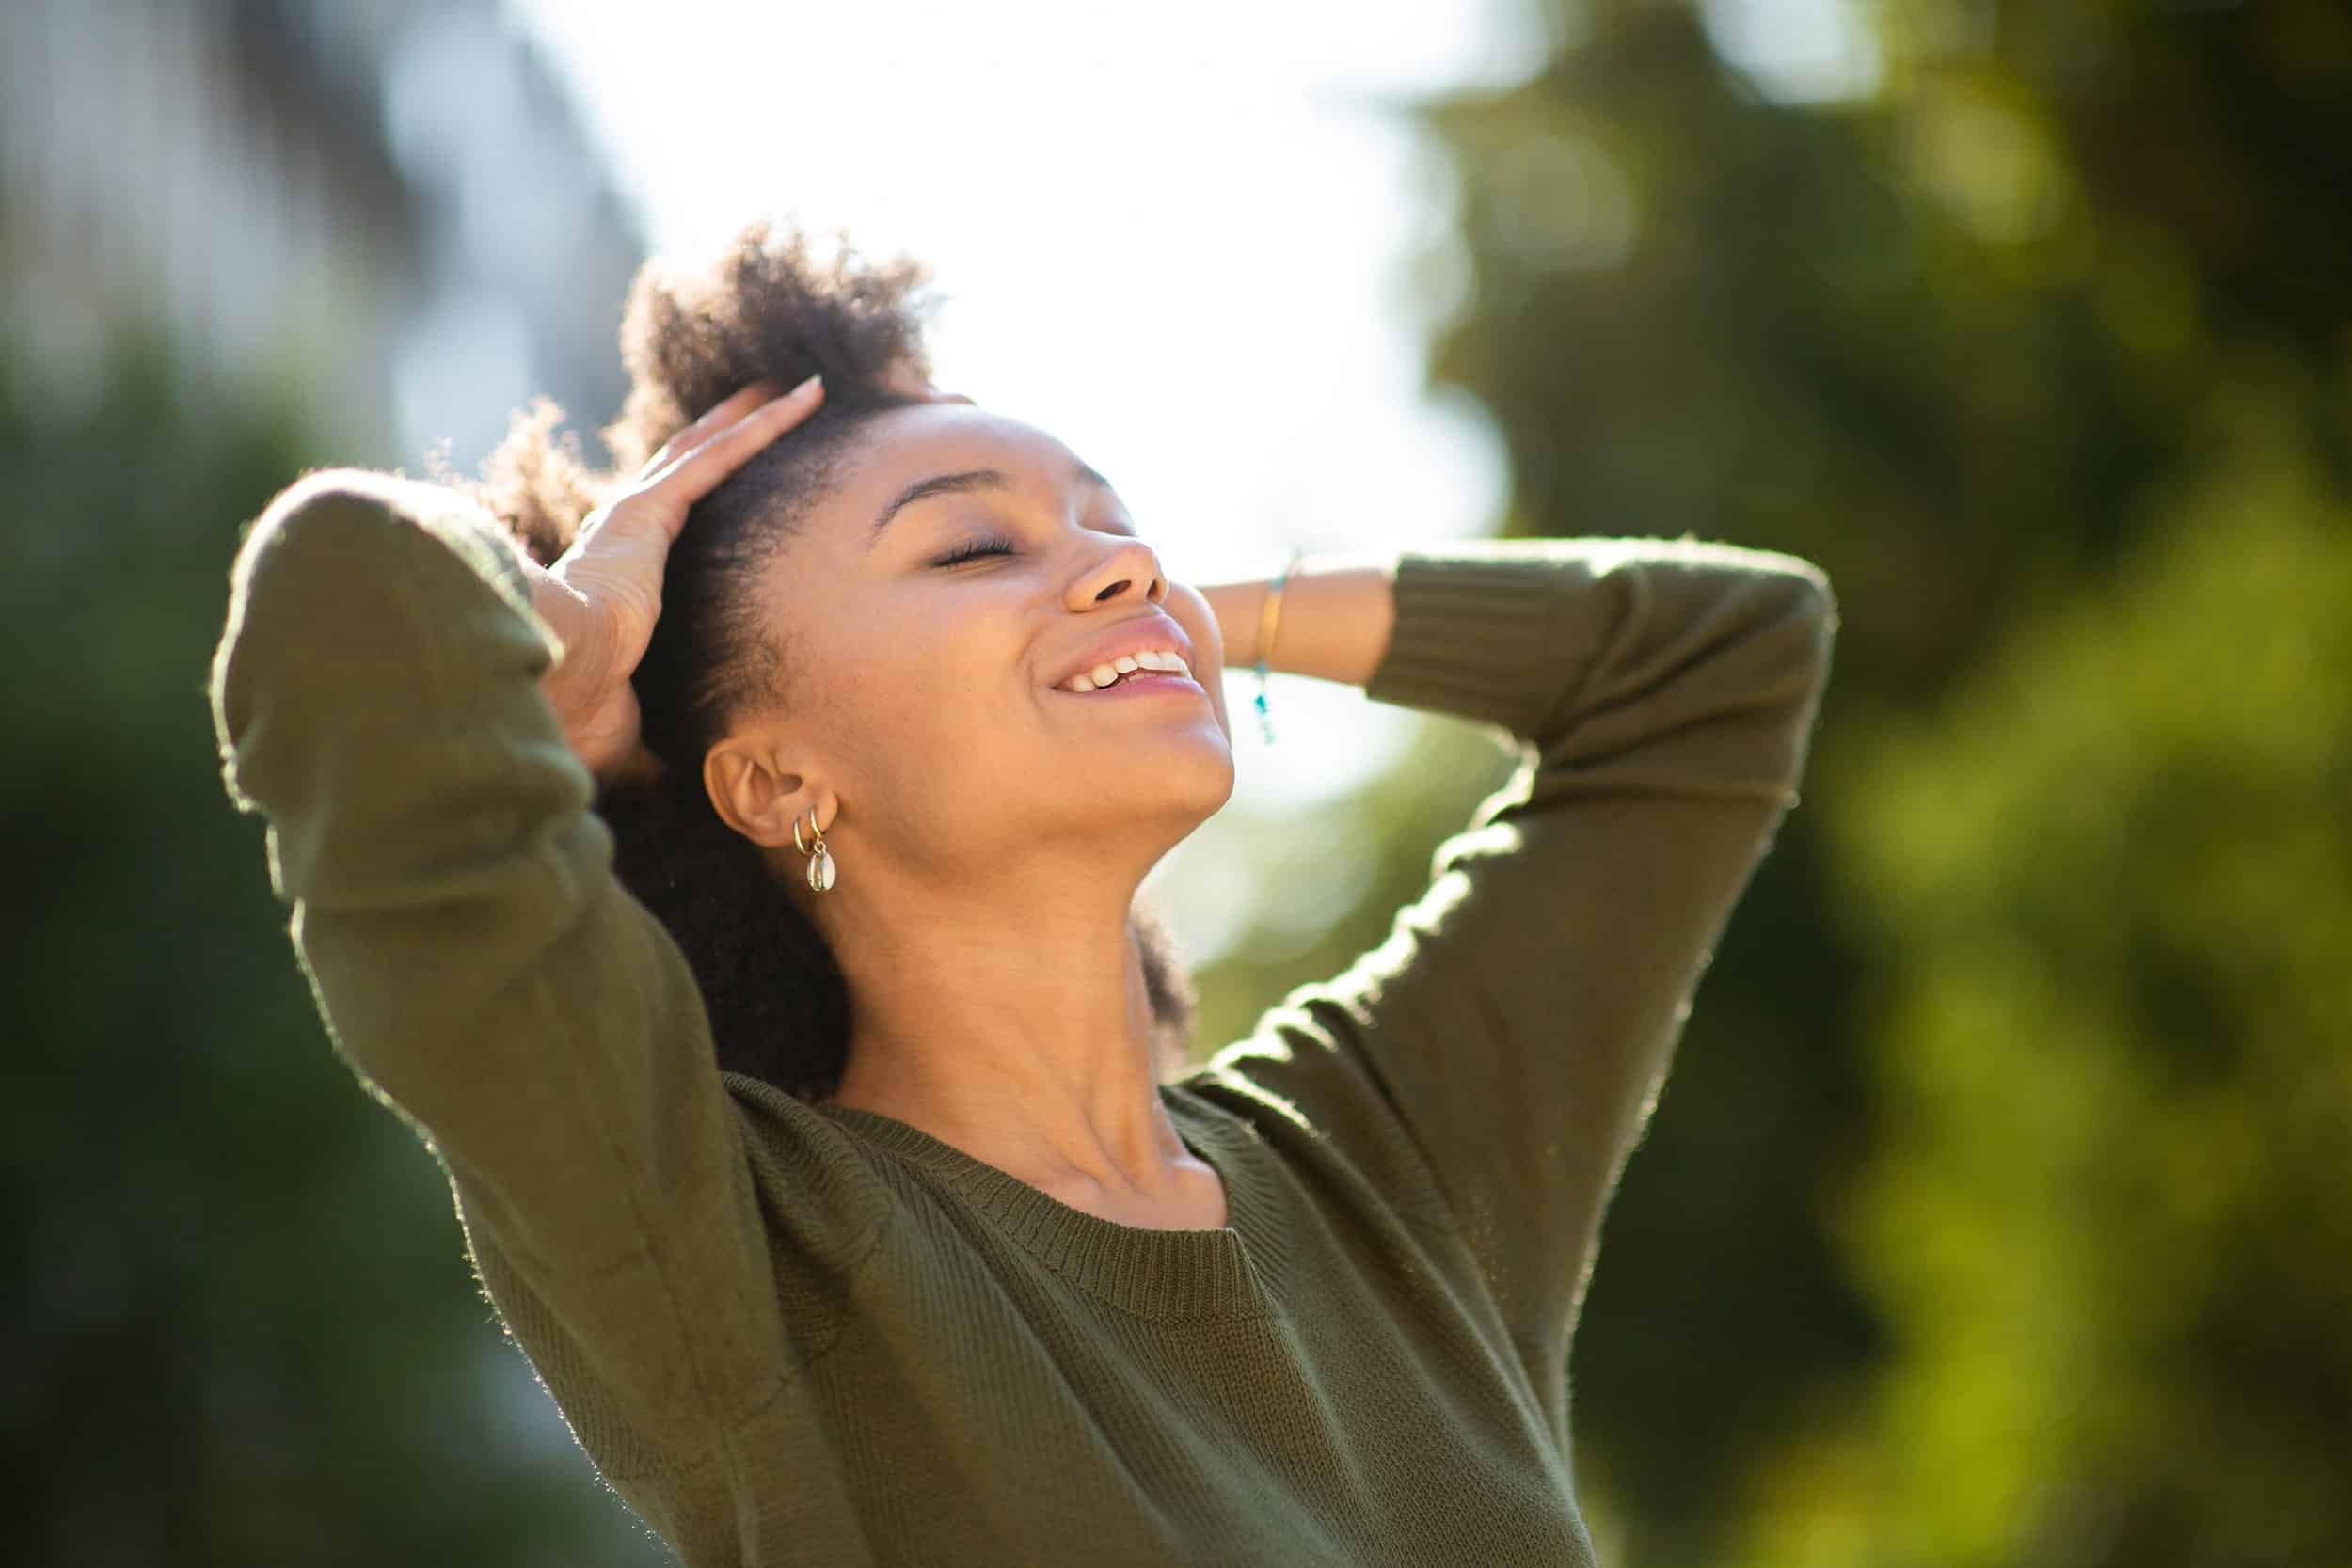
1200;581;1263;670
521;562;584;696
516;558;614;766
1200;553;1399;689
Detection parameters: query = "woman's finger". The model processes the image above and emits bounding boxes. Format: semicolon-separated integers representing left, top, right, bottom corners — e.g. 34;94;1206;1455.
643;380;782;471
647;373;825;507
644;381;778;469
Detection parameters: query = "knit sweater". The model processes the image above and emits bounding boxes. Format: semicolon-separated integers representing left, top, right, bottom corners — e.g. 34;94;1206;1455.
209;467;1835;1567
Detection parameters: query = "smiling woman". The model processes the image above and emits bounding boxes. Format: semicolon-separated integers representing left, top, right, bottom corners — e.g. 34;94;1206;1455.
456;221;1213;1107
212;209;1836;1564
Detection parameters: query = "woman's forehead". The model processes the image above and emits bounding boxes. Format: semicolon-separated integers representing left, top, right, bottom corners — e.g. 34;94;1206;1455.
846;404;1088;490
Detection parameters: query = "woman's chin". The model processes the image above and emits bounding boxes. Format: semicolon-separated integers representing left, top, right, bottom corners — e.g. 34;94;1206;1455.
1031;685;1235;803
1076;730;1236;816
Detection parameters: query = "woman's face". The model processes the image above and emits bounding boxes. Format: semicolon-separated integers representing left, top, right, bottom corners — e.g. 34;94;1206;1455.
735;402;1236;880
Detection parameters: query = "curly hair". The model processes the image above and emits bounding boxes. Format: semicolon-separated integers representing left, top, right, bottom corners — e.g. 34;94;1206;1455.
451;214;1199;1101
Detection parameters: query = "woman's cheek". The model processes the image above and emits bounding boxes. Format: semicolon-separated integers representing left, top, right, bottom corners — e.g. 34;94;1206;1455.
1167;581;1223;680
1170;588;1234;738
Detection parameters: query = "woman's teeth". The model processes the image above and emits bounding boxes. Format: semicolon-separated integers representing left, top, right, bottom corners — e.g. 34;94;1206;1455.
1065;649;1190;692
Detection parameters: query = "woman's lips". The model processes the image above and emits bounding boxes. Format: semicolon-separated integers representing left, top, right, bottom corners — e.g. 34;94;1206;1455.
1051;670;1205;700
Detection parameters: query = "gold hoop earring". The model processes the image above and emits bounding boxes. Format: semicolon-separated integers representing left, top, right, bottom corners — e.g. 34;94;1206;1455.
792;808;837;893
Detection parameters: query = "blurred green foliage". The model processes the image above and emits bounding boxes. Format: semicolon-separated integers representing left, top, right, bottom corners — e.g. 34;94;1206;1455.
16;0;2350;1560
1802;414;2352;1565
1192;1;2352;1562
1;331;669;1563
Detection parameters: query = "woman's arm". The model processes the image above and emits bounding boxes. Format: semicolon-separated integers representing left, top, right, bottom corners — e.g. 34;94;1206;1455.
1199;553;1398;688
210;467;888;1550
1188;537;1836;1401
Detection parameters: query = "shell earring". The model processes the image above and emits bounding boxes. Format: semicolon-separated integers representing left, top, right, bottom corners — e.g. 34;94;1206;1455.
792;809;837;893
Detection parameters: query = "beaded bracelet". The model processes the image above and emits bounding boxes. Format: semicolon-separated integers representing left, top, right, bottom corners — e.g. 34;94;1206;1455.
1251;547;1303;744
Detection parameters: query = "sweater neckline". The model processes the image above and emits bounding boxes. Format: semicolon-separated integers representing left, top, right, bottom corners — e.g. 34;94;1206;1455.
811;1082;1287;1322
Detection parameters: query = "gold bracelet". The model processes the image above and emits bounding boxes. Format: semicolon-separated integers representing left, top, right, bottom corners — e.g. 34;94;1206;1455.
1252;548;1302;743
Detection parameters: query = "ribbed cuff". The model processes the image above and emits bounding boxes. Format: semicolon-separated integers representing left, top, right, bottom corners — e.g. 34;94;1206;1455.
1362;543;1605;741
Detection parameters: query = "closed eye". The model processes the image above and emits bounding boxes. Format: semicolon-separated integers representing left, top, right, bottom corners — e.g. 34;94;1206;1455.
932;533;1016;567
932;519;1140;569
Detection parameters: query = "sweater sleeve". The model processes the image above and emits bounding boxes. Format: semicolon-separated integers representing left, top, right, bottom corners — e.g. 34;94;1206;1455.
1195;537;1835;1359
208;468;889;1548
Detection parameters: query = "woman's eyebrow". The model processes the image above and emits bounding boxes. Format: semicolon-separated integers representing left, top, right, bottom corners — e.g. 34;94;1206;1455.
868;461;1114;548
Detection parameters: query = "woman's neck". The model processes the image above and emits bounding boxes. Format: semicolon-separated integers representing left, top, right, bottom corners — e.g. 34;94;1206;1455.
814;858;1197;1206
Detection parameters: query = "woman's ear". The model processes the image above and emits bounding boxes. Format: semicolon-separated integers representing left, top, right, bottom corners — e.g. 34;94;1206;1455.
703;738;827;849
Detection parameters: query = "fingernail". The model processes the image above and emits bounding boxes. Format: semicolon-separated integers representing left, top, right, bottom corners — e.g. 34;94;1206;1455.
792;373;823;397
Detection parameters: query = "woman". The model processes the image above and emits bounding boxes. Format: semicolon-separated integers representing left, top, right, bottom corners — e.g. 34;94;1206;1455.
211;217;1836;1566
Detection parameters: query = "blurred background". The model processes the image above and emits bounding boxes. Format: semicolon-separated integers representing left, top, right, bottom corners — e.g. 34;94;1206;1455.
7;0;2348;1562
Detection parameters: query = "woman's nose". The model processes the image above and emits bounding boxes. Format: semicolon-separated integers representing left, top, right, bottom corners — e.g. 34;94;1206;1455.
1076;536;1167;607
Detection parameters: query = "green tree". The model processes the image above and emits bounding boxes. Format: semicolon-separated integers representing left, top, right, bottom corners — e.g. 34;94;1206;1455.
1788;397;2352;1566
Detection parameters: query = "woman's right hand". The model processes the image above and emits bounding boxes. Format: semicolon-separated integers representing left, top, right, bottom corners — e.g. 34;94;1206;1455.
527;374;827;783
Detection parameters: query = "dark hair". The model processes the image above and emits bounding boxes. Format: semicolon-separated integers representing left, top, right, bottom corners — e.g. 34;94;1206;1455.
453;214;1198;1101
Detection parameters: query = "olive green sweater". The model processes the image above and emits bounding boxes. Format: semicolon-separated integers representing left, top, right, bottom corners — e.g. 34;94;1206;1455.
209;468;1835;1566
